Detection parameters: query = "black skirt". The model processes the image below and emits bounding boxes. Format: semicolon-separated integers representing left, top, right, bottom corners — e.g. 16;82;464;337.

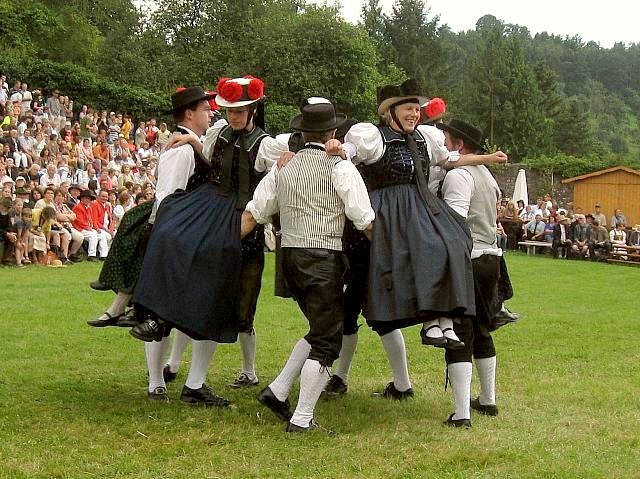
133;183;243;343
98;200;153;293
365;183;476;331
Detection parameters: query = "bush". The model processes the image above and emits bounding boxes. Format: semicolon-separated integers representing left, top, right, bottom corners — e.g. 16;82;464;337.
0;56;170;121
265;104;299;136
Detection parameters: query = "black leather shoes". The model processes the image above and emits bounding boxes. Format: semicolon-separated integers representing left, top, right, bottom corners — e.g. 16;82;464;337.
420;326;447;348
257;386;292;421
229;372;259;389
116;308;142;328
163;364;177;383
87;312;123;327
322;375;347;399
373;382;414;400
470;397;498;416
147;386;169;402
129;316;167;342
495;307;520;322
445;413;471;428
89;280;110;291
442;328;466;350
87;256;98;262
180;384;230;407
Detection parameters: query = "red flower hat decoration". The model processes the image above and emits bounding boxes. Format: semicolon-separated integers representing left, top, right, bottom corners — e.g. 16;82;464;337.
219;81;243;102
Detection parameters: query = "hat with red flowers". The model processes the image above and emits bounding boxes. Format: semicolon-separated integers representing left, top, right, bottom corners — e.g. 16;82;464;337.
215;76;265;108
421;97;446;125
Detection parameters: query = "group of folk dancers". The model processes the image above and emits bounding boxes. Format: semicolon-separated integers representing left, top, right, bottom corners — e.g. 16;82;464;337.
88;77;517;433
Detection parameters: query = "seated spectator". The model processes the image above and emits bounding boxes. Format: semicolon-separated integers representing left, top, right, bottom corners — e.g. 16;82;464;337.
89;189;114;257
571;214;591;258
72;189;106;261
628;225;640;248
53;188;84;262
66;184;82;209
14;201;32;266
40;163;61;187
592;203;606;227
156;122;171;150
496;221;508;250
117;164;134;189
611;209;627;228
113;189;132;228
519;204;534;222
544;215;556;243
588;219;611;260
610;222;627;259
0;197;17;262
531;197;550;219
553;214;573;259
501;201;518;220
523;213;546;241
75;137;95;171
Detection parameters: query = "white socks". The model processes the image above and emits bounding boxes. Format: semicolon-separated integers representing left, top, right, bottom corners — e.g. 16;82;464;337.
146;337;170;392
380;329;411;392
448;362;472;420
423;319;443;338
184;340;217;390
475;356;497;406
290;359;330;428
166;330;190;373
440;317;460;342
334;333;358;382
104;292;132;318
239;331;257;380
269;338;311;402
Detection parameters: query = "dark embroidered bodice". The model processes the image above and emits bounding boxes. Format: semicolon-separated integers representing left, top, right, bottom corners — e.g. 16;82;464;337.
361;126;430;191
186;125;269;211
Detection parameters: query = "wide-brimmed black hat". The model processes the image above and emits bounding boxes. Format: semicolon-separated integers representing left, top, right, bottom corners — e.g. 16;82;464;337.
289;101;347;133
169;86;216;114
68;184;82;193
79;189;96;200
437;119;486;152
377;78;428;116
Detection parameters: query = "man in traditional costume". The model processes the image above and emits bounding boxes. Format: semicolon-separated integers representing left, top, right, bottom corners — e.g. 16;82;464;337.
438;119;514;427
245;100;374;433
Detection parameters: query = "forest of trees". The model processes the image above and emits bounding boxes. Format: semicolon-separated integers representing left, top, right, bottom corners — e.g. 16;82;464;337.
2;0;640;175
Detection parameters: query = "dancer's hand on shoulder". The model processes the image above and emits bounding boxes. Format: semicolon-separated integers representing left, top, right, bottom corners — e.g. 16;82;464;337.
325;139;345;159
164;134;201;153
488;151;508;164
278;151;294;169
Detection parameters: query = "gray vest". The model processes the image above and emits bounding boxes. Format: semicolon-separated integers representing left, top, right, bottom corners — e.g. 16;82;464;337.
277;147;345;251
460;165;500;250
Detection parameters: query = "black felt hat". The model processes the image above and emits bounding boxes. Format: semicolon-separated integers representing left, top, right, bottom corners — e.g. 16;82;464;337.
79;189;96;200
377;78;428;116
169;86;216;114
289;101;347;133
436;119;486;152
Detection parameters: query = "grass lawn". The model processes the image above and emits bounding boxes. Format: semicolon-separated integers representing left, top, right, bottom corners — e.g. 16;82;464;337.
1;253;639;478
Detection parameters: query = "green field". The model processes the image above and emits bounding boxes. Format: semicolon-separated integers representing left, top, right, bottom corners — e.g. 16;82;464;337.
1;254;639;478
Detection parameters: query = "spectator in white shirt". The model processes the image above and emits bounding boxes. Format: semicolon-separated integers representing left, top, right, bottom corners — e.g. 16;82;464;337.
40;163;62;187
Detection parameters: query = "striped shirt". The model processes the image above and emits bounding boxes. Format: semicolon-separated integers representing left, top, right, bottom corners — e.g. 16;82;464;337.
247;144;374;251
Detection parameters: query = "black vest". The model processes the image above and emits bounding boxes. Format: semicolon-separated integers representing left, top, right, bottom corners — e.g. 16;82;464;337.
361;126;430;192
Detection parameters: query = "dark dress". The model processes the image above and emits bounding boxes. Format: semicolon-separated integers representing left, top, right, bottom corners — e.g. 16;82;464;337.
359;127;476;333
98;200;153;293
133;125;268;343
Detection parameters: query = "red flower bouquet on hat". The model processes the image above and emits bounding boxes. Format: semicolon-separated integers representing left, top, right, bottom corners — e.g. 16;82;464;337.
247;78;264;101
218;81;243;103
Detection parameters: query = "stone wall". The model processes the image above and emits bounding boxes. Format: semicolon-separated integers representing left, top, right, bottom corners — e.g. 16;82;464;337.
488;163;574;208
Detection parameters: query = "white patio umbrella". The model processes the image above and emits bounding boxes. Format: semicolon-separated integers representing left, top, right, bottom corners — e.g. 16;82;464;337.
512;168;529;206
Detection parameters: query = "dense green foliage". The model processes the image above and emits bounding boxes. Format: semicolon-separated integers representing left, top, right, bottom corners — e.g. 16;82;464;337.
3;0;640;174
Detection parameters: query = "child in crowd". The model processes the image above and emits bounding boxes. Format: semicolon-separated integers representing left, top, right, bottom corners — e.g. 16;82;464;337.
15;205;33;266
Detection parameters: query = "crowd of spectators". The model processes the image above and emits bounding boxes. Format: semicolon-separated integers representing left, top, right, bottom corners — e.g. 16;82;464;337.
497;193;640;261
0;75;161;266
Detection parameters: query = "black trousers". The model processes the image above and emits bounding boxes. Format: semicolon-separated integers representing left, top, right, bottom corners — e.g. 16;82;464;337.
446;254;501;364
343;236;369;336
282;247;346;367
237;249;265;333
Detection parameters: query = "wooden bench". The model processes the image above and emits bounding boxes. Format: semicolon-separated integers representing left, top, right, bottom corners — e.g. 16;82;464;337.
607;245;640;266
517;241;553;256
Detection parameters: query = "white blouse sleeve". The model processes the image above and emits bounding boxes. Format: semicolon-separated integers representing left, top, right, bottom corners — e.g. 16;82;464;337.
416;124;455;167
344;123;384;165
255;135;288;174
246;166;280;224
202;119;228;160
332;159;375;230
